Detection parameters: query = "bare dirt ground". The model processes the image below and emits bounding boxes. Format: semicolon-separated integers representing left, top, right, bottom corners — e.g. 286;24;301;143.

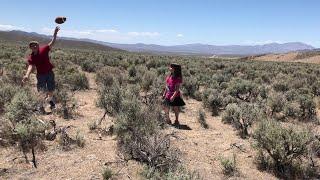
250;52;320;65
294;55;320;64
250;52;299;62
0;72;278;180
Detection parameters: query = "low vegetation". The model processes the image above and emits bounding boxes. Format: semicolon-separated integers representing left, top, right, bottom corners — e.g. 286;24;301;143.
0;41;319;178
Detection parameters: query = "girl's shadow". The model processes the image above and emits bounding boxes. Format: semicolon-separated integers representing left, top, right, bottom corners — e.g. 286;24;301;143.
172;123;192;130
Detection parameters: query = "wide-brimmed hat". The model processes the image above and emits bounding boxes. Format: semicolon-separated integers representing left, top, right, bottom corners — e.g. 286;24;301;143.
29;41;39;47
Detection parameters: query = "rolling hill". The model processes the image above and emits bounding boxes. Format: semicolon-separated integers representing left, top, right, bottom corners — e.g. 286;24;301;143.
0;30;315;56
101;42;314;56
0;30;122;52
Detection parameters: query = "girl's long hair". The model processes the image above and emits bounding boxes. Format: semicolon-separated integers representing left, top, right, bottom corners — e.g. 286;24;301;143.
170;63;182;79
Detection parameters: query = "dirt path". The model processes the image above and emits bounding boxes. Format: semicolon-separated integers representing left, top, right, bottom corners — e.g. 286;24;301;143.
0;72;277;179
0;73;140;180
167;98;277;179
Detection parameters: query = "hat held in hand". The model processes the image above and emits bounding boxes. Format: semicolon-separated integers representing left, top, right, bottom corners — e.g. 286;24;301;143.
55;16;66;24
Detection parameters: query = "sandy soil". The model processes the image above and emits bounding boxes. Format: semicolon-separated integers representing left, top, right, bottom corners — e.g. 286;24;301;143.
0;72;279;180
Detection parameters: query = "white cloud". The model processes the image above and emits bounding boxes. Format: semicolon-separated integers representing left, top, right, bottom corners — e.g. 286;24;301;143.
127;31;160;37
0;24;26;31
95;29;118;33
177;34;184;37
40;27;162;42
242;40;282;45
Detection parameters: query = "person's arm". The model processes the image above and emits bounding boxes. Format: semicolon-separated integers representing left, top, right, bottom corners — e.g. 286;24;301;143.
170;84;181;102
22;65;35;83
162;87;167;99
48;26;60;49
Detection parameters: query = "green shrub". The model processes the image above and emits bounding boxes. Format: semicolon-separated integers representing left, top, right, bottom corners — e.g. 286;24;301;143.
254;120;316;178
66;72;89;91
96;66;124;86
220;154;237;176
114;95;179;175
198;109;208;129
267;92;286;116
202;89;223;116
182;77;199;98
142;165;201;180
140;70;157;92
75;130;85;148
227;79;258;102
5;90;38;124
55;87;77;119
80;60;98;72
297;94;317;121
128;65;137;77
102;168;113;180
0;83;18;112
223;103;261;137
284;102;301;119
222;103;240;124
97;81;122;117
273;80;289;92
4;62;25;85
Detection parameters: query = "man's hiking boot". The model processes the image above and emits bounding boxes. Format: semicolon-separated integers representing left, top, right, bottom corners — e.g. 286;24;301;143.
36;105;46;115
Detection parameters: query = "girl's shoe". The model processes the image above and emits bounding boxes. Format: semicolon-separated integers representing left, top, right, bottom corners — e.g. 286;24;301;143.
173;120;180;128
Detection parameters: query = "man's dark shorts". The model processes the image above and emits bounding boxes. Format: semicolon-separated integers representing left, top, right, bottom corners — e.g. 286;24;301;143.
36;71;55;92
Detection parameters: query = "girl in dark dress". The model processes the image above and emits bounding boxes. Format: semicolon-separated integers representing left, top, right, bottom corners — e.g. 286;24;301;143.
162;63;186;126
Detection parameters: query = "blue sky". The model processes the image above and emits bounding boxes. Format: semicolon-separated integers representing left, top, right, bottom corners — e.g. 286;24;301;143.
0;0;319;47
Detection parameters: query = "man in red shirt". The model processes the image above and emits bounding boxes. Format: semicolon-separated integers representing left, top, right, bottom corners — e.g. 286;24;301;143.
22;26;60;112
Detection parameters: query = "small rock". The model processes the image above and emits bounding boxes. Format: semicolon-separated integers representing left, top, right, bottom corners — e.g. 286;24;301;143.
87;154;97;161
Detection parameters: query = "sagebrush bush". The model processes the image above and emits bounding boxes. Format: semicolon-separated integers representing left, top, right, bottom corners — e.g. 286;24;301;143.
0;82;18;113
182;77;199;98
284;102;301;119
142;164;201;180
140;70;157;92
254;120;317;178
96;66;124;86
114;94;180;176
222;103;240;124
1;87;48;168
198;109;208;129
0;117;14;145
102;167;113;180
267;92;286;116
75;130;85;148
98;80;122;117
80;60;98;72
5;90;38;125
220;154;238;176
54;85;77;119
202;88;223;116
66;72;89;91
128;65;137;77
3;62;25;85
227;78;258;102
223;103;261;137
297;94;317;121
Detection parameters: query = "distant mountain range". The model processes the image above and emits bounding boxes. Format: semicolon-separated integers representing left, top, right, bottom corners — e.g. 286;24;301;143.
0;30;315;55
101;42;314;56
77;39;315;56
0;30;121;52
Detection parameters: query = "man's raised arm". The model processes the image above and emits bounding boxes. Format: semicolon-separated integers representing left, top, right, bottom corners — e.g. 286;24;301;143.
48;26;60;49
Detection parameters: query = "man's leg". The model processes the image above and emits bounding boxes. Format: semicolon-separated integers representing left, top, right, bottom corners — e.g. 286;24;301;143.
36;74;47;114
47;71;56;109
